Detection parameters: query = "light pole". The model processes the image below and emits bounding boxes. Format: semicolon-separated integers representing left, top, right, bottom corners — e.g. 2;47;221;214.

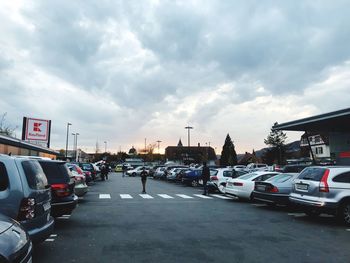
65;123;72;160
104;141;107;153
185;126;193;147
71;133;76;160
144;138;147;153
75;133;80;162
156;140;162;154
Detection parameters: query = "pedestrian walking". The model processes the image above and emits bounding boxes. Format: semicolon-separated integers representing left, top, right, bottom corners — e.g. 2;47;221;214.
140;167;148;194
122;164;126;178
202;162;210;195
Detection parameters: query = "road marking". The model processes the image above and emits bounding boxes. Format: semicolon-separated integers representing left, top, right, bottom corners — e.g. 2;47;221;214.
50;234;57;237
194;194;213;199
139;194;154;199
45;239;55;242
288;213;306;217
176;194;193;199
158;194;174;199
99;194;111;199
346;229;350;232
211;194;233;200
120;194;133;199
251;203;267;207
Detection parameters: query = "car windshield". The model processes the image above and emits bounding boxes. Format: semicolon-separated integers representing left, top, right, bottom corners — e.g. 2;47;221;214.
298;167;326;181
266;173;294;183
238;173;257;180
223;170;234;177
39;162;70;184
22;160;48;190
82;164;92;170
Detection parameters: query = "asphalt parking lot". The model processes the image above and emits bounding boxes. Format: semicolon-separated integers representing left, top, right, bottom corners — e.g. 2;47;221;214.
33;172;350;263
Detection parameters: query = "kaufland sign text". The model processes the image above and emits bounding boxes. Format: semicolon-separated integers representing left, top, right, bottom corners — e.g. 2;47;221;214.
22;117;52;148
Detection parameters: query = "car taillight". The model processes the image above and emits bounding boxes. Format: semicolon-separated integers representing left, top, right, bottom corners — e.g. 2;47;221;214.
52;183;71;197
211;176;218;181
233;182;243;186
269;186;279;193
85;171;91;176
18;198;36;221
319;169;330;192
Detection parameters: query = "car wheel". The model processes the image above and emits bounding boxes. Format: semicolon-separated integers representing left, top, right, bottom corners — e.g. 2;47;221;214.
191;180;198;187
305;209;321;218
218;184;226;194
132;173;136;177
338;202;350;225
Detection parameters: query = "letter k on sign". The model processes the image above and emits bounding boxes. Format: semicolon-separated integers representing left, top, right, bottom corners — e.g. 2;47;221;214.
33;122;42;132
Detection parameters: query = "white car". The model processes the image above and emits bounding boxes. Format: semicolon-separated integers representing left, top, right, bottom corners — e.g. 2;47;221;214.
245;163;269;172
207;168;237;193
233;165;246;171
126;166;150;177
225;171;280;199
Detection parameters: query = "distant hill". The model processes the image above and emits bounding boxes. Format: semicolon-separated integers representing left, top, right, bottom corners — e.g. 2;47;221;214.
239;140;300;158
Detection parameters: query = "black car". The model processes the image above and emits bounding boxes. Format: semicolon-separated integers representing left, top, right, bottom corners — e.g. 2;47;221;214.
0;213;32;263
38;160;78;217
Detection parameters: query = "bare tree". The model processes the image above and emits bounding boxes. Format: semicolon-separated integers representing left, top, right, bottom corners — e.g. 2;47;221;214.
0;113;17;137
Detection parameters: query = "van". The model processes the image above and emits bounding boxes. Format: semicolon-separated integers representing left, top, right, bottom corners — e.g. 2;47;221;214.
0;155;54;243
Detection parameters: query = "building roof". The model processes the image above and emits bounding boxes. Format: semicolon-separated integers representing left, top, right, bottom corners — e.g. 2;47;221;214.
0;134;59;155
273;107;350;132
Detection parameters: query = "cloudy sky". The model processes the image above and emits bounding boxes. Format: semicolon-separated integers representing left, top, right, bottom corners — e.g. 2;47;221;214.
1;0;350;154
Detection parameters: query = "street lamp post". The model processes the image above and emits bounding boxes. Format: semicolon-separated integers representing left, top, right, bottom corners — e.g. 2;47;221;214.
185;126;193;147
71;133;76;160
65;123;72;160
75;133;80;162
104;141;107;153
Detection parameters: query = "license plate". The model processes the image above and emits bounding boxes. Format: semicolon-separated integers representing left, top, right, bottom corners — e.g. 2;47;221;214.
257;185;266;191
43;202;51;211
296;184;308;191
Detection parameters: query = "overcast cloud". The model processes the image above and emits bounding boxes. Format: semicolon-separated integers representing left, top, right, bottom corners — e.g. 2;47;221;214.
1;0;350;154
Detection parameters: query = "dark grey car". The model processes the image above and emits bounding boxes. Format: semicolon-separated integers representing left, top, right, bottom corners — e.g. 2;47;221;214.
252;173;299;205
0;155;54;243
0;213;32;263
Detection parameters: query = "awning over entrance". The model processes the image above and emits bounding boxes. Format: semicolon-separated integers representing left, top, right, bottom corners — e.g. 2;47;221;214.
273;108;350;132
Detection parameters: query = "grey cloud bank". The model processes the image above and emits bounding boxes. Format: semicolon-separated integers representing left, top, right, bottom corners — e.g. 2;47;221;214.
0;0;349;153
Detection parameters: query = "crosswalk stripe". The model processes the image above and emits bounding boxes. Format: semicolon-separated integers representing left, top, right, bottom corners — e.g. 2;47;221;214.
139;194;154;199
251;203;267;207
176;194;193;199
158;194;174;199
211;194;233;200
99;194;111;199
120;194;133;199
45;239;55;242
193;194;213;199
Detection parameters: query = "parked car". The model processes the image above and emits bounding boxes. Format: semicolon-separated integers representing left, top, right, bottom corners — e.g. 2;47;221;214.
126;166;150;177
182;169;202;186
175;168;191;182
115;164;124;172
252;173;299;205
289;166;350;224
67;163;92;183
167;168;187;181
245;163;269;172
79;163;98;181
233;165;246;171
70;170;88;197
38;160;78;217
0;213;32;262
282;164;310;173
225;171;280;199
0;155;54;243
207;168;247;193
153;167;166;179
149;165;165;177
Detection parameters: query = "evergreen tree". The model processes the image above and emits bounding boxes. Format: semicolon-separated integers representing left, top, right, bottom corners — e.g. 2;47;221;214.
220;134;238;166
264;122;288;164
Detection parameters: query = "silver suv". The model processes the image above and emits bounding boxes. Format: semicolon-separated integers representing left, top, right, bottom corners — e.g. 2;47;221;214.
290;166;350;224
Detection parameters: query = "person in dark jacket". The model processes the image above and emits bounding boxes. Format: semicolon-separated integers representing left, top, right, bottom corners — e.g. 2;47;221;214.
140;167;148;194
202;162;210;195
122;164;127;178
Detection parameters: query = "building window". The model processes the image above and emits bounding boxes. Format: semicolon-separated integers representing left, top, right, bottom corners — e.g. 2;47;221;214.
314;136;321;143
315;147;323;155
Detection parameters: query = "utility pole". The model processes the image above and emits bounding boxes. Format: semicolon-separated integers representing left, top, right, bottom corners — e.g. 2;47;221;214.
144;138;147;153
185;126;193;147
156;140;162;154
75;133;80;162
72;133;76;160
65;123;72;160
104;141;107;153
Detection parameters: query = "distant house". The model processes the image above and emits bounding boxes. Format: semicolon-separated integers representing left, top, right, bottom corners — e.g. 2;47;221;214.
300;132;330;160
238;152;260;165
165;140;216;165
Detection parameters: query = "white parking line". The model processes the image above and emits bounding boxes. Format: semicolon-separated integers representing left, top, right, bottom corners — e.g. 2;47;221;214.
50;234;57;237
346;229;350;232
158;194;174;199
99;194;111;199
251;204;267;207
176;194;193;199
211;194;233;200
139;194;154;199
288;213;306;218
194;194;213;199
120;194;133;199
45;239;55;242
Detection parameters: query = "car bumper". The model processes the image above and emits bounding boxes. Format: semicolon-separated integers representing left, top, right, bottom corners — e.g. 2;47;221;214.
51;195;78;217
225;187;250;199
252;191;290;205
289;195;338;210
75;184;88;197
27;216;55;244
